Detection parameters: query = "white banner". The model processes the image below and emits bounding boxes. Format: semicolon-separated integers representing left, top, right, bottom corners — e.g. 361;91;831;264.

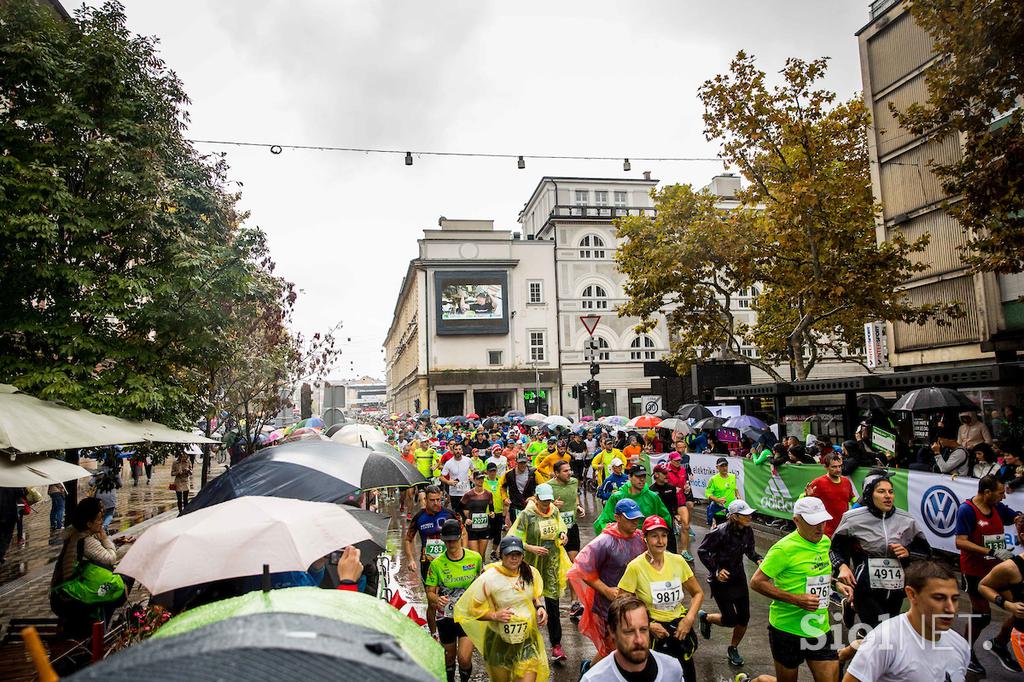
906;471;1024;554
686;453;745;502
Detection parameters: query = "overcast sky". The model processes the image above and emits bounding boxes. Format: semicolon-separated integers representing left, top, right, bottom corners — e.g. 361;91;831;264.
75;0;871;380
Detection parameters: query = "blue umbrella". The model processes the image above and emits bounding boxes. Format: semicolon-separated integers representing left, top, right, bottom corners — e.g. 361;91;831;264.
724;415;769;431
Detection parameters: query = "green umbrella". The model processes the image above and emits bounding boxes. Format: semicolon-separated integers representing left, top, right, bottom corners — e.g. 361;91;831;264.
153;587;443;680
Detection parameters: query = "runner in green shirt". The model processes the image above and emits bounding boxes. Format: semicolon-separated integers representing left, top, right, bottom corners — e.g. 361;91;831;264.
482;462;505;561
426;519;483;682
548;460;586;620
749;497;854;681
705;458;738;528
594;464;673;534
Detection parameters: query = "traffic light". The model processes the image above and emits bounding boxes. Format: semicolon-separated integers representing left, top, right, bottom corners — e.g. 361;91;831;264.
589;362;600;377
570;384;579;399
587;379;600;411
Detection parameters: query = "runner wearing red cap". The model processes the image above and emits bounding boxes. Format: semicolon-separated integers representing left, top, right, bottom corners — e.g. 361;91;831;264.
618;515;704;681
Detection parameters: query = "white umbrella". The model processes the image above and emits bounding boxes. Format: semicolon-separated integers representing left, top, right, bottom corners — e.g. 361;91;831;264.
542;415;572;428
0;384;218;454
329;423;387;447
524;413;547;421
116;496;374;595
0;455;93;487
657;417;692;435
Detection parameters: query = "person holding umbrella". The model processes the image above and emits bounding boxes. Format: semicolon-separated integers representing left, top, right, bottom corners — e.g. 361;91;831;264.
171;451;193;514
454;535;550;682
427;519;483;682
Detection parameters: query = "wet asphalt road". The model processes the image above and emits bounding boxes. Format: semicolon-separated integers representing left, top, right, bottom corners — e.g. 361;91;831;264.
394;489;1018;681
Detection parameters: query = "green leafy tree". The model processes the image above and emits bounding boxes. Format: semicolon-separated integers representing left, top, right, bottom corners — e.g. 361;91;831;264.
0;0;289;432
619;53;956;380
894;0;1024;273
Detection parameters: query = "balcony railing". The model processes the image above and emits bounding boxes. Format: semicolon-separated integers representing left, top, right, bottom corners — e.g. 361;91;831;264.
869;0;899;19
551;205;657;220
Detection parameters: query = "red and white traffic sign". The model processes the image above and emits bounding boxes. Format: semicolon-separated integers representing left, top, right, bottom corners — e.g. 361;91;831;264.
579;314;601;336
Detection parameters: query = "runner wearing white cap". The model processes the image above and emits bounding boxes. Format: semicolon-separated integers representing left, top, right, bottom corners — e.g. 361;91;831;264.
749;496;855;682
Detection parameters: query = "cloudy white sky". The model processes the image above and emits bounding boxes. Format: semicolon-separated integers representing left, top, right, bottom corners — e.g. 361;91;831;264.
75;0;871;380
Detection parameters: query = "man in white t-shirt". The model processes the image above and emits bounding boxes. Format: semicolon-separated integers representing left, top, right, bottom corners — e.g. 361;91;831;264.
581;595;681;682
440;445;473;517
484;444;507;478
844;559;970;682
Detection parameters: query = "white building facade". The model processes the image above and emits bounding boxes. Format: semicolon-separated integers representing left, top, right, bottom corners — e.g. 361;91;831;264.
518;176;670;419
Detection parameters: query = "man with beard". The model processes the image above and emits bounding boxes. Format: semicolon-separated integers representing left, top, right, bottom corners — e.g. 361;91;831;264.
581;595;682;682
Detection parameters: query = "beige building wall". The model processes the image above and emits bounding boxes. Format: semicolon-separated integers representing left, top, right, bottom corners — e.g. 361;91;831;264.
857;1;1003;368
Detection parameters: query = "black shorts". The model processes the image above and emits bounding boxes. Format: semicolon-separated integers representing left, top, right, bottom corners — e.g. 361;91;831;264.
420;560;431;583
467;524;490;541
436;617;466;645
768;624;837;669
489;515;503;543
450;496;464;517
564;524;581;553
962;573;984;598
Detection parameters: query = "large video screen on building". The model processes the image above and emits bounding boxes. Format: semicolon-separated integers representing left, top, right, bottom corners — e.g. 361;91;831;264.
434;270;509;335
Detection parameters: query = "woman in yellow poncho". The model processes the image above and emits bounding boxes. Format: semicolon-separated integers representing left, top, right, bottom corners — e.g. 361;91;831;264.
454;535;550;682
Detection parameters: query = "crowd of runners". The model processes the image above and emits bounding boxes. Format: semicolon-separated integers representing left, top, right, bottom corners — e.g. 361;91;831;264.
382;413;1024;682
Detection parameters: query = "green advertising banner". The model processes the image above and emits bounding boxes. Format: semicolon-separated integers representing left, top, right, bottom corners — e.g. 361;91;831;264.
740;461;908;519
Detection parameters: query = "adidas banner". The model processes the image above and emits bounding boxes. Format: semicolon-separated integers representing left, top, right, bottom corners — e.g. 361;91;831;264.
687;454;1022;555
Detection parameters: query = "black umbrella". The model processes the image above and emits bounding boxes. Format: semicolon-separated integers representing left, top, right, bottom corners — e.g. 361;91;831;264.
692;416;727;430
185;441;425;515
505;410;525;419
66;612;432;682
323;423;345;438
856;394;888;410
448;415;468;425
522;417;545;427
891;387;977;413
481;417;497;429
676;403;714;420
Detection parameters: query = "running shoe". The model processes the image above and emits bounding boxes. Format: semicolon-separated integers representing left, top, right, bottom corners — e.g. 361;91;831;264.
727;646;744;667
552;644;567;662
734;674;749;682
698;610;711;640
681;550;694;562
689;528;695;538
986;639;1022;672
580;659;592;679
569;601;583;622
967;655;986;677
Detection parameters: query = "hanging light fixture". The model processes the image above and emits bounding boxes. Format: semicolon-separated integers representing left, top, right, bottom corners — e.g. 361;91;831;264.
623;158;631;171
517;156;526;169
405;152;413;166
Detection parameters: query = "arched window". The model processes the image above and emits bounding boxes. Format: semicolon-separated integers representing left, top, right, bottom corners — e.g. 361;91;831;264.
578;234;606;259
595;336;611;361
581;284;609;310
629;335;656;360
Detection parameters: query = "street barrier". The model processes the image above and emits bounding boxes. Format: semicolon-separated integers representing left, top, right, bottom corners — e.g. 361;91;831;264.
685;452;1024;554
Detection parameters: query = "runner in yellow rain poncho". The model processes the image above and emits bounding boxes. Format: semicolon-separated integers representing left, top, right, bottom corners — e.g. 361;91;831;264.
454;536;551;682
507;484;572;661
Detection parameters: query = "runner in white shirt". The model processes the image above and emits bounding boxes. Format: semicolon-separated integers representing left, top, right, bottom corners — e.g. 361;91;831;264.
582;595;682;682
441;449;473;517
844;559;970;682
485;445;508;478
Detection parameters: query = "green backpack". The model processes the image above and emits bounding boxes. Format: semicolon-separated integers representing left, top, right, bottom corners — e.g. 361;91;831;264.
54;538;126;605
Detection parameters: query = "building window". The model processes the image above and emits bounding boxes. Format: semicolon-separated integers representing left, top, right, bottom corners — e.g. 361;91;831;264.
574;189;589;205
595;336;610;361
529;331;546;362
614;191;627;207
594;191;608;205
528;280;543;304
578;234;606;259
582;284;609;310
629;335;656;360
488;350;502;365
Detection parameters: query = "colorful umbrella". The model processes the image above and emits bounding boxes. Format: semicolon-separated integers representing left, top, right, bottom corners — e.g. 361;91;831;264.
151;587;443;680
465;412;480;420
626;415;662;429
